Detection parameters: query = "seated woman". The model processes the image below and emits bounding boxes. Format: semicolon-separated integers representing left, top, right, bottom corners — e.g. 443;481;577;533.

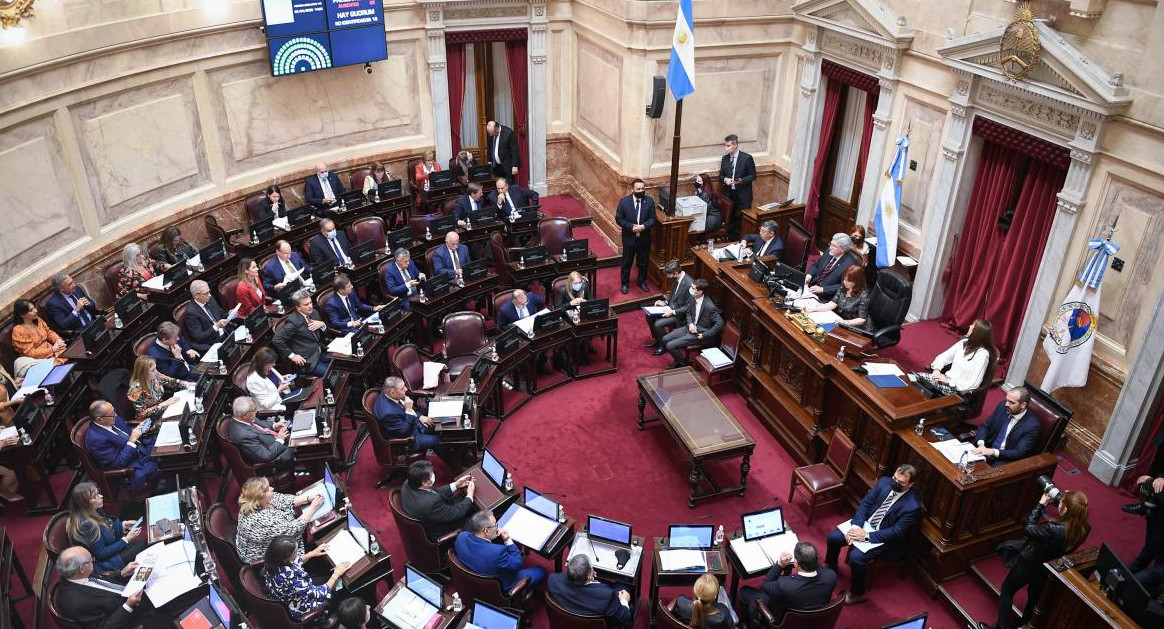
154;226;199;265
672;573;735;629
235;257;267;317
453;150;475;183
693;173;724;233
246;347;298;412
413;150;441;190
65;482;146;573
117;242;166;300
11;299;67;376
803;266;870;329
919;318;995;396
849;224;879;289
126;355;185;422
236;476;327;564
259;185;285;222
362;162;392;199
0;365;25;502
262;535;351;621
554;271;594;309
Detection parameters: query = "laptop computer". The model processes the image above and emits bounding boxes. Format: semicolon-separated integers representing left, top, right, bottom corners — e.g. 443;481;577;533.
81;314;109;349
386;226;413;252
520;245;547;266
587;515;632;552
340;190;367;210
251;216;276;242
668;524;714;550
468;164;493;182
428;214;457;237
377;565;442;629
287;204;314;227
880;613;927;629
462;257;489;281
579;298;609;321
114;291;145;321
522;486;560;522
469;600;521;629
39;363;75;389
350;241;375;264
742;506;787;542
378;179;403;199
562;238;589;259
428;170;457;190
513;206;540;222
481;448;507;490
424;274;450;297
199;239;226;267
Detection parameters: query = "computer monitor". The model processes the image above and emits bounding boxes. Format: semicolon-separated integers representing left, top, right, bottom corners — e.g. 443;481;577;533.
468;207;497;227
340;190;367;210
179;585;230;629
880;613;927;629
209;583;230;628
587;515;632;547
470;356;492;383
428;170;457;190
244;304;266;333
376;179;403;199
324;464;338;507
199;239;226;266
468;164;493;182
177;403;193;444
350;241;374;264
380;297;402;322
748;257;771;283
563;238;589;259
217;333;238;365
404;564;443;608
386;226;413;252
493;327;524;359
742;507;787;541
462;257;489;281
81;314;109;349
424;273;450;296
519;245;547;266
533;308;567;334
579;298;609;320
287;204;314;227
471;600;521;629
12;398;41;434
1095;542;1152;625
251;216;276;242
312;259;337;285
772;261;807;288
481;448;507;489
162;263;189;287
523;486;559;522
346;510;368;552
429;214;457;237
351;322;374;353
114;291;144;321
668;524;714;549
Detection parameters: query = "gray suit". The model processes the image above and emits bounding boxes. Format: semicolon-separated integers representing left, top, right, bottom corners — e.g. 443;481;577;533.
663;295;724;362
273;309;325;373
227;418;294;467
648;273;694;345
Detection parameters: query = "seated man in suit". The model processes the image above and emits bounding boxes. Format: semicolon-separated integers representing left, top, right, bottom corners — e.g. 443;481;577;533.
262;240;311;306
46;272;99;342
84;400;158;492
373;375;458;468
184;279;229;353
273;289;329;377
226;396;293;468
971;386;1041;465
305;162;345;215
453;183;485;227
646;260;692;354
324;273;383;332
309;218;354;268
432;231;471;282
55;546;167;629
488;177;531;222
400;460;476;540
738;541;837;625
455;509;547;590
825;464;921;605
661;278;723;369
742;219;784;259
805;233;862;300
144;321;198;380
548;555;633;628
383;248;425;311
497;289;544;330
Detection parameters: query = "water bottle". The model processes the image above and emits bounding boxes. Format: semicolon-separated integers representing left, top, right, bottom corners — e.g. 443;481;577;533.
276;301;285;314
369;535;380;555
562;248;568;261
325;388;335;406
354;342;363;359
114;312;124;329
418;288;426;302
558;503;566;523
187;426;197;448
915;418;925;435
957;450;969;473
836;345;846;361
466;217;472;230
218;359;226;375
714;525;725;546
519;254;525;269
251;230;259;245
423;179;430;192
320;419;330;439
194;396;204;414
468;378;477;395
425;225;432;240
504;472;514;492
463;413;471;429
197;263;205;273
451;593;462;613
489;346;500;362
18;428;31;446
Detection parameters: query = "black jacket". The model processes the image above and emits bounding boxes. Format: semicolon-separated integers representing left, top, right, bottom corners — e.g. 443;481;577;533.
400;483;474;540
55;579;138;629
759;566;837;622
1017;504;1088;564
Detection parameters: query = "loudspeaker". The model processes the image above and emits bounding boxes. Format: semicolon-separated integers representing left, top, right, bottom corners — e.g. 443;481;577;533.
645;76;666;118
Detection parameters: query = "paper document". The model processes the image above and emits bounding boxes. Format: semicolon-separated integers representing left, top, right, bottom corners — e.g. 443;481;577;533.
121;556;156;596
758;533;799;563
18;359;53;391
728;531;801;573
641;306;669;316
233;325;249;342
427;400;463;420
807;310;842;325
142;275;165;290
327;334;353;356
156;421;183;447
283;265;303;282
163;390;196;418
422;362;445;389
200;342;223;364
931;439;985;465
498;504;558;551
863;363;905;377
297;483;334;520
325;530;367;566
659;549;706;572
791;297;820;310
185;255;201;269
351;526;370;552
897;256;918;267
712;243;743;261
290;422;318;440
140;540;200;607
272;217;290;231
226;304;241;322
836;519;884;554
568;533;642;576
700;347;733;368
148;492;181;524
513;308;550;336
0;426;16;441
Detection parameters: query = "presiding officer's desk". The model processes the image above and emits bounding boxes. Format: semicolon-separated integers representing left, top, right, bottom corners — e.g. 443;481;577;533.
647;536;729;626
689;249;769;368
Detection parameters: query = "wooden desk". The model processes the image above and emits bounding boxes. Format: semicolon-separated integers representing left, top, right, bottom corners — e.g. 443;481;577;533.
142;254;237;309
568;532;646;594
151;380;226;480
314;513;393;593
375;578;463;629
61;303;158;373
739;203;806;245
647;537;728;626
637;367;755;507
0;397;62;514
409;272;499;343
1029;547;1142;629
465;464;519;516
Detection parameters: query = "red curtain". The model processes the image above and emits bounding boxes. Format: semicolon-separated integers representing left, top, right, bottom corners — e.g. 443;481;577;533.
505;39;529;188
446;43;466;157
803;78;843;231
854;91;879;208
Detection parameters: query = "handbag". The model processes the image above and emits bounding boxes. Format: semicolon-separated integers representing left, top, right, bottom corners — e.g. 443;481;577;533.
996;538;1025;569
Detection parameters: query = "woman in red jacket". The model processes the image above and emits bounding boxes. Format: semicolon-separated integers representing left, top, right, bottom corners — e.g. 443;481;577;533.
235;257;267;316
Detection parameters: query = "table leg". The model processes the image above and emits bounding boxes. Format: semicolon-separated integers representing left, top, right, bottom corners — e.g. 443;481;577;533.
637;390;647;430
729;570;741;603
689;466;701;508
739;453;752;496
648;569;660;626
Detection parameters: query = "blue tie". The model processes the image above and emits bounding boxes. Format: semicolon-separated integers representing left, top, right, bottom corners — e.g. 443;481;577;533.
991;419;1012;450
67;293;91;326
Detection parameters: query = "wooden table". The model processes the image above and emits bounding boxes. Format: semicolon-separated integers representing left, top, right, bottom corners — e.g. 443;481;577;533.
375;577;463;629
314;511;393;595
647;536;728;626
637;367;756;507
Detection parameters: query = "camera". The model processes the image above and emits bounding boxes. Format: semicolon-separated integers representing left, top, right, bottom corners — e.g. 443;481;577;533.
1036;475;1061;505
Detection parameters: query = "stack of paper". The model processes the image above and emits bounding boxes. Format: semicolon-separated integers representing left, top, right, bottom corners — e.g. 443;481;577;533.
0;426;16;441
498;504;558;551
641;306;669;316
806;310;841;325
272;217;290;231
133;540;201;606
326;530;367;566
422;362;446;389
513;308;550;336
659;549;706;572
327;334;353;356
233;325;249;342
791;296;819;310
162;390;196;418
931;439;985;465
185;255;201;269
200;343;222;364
700;347;733;368
835;520;883;554
142;275;166;290
863;363;905;377
156;422;183;447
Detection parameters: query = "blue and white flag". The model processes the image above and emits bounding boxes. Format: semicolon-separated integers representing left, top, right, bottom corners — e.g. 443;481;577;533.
1040;236;1120;393
874;135;910;268
667;0;695;101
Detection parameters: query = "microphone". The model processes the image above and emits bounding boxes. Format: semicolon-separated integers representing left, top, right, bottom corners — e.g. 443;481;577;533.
693;513;715;520
490;454;519;472
537;490;568;498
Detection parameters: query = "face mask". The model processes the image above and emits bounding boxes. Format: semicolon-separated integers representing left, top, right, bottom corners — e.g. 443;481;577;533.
890;480;905;493
319;171;329;178
572;282;584;291
634;191;645;199
689;288;697;297
326;229;336;240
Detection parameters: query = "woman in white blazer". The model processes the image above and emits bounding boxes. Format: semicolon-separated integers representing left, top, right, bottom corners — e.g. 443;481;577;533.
246;347;293;411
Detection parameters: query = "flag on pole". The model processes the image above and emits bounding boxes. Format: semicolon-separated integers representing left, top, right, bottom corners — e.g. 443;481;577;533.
874;135;910;268
667;0;695;101
1040;235;1120;393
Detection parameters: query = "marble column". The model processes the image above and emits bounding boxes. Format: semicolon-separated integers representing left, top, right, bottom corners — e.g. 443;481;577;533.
528;4;549;196
788;27;823;203
856;76;896;226
426;9;452;166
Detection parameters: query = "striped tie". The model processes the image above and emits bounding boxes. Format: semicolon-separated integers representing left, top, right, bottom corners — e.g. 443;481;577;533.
868;492;899;529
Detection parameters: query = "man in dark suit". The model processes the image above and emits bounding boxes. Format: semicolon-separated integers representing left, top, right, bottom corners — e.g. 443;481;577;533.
743;220;784;259
432;231;471;281
805;233;862;300
144;322;198;380
305;162;345;214
548;555;633;628
720;134;756;240
825;465;922;604
383;248;425;311
455;510;547;590
84;400;158;492
226;396;293;468
485;120;521;184
497;289;544;330
324;273;383;333
263;240;311;304
971;387;1041;465
55;546;165;629
399;460;476;540
488;177;532;222
616;178;655;294
272;289;329;377
184;279;229;353
646;260;692;354
309;218;354;268
738;541;837;625
661;279;723;369
46;273;99;341
373;376;456;468
453;183;485;226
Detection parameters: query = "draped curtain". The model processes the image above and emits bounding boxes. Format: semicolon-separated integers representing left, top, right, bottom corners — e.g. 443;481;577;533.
854;89;879;204
803;77;842;232
460;45;480;152
505;38;529;188
446;43;466;157
828;88;867;202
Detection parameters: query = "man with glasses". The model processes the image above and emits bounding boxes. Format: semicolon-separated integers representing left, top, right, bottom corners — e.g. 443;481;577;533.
226;396;294;469
55;546;165;629
183;279;229;353
83;400;159;492
454;509;547;590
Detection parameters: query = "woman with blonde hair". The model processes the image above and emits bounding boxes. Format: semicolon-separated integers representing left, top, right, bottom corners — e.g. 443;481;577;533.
117;242;167;299
413;150;441;190
236;476;326;563
127;355;185;422
65;482;146;572
554;271;593;309
672;572;734;628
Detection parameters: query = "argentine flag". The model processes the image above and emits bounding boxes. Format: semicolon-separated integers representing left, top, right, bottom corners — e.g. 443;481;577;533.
667;0;695;101
874;135;910;268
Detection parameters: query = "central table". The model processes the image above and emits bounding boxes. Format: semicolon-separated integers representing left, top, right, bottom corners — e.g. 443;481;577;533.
637;367;755;507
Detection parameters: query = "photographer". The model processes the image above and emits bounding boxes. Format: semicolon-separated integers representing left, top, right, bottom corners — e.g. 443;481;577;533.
977;489;1090;629
1124;438;1164;574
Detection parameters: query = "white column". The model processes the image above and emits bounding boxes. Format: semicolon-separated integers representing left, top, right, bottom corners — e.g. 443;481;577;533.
788;26;823;202
528;4;549;196
856;76;895;226
426;8;452;166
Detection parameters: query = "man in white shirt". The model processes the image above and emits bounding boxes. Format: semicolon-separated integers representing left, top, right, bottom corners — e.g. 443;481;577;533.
972;387;1041;465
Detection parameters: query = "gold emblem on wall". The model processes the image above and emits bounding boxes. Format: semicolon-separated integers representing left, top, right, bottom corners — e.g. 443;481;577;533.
0;0;37;29
999;1;1041;81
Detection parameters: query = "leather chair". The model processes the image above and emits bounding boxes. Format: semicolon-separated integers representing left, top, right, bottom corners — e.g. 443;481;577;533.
70;418;152;504
312;288;343;335
42;511;70;563
781;220;813;272
349;168;371;195
238;564;335;629
863;271;912;349
657;599;693;629
441;312;486;379
244;192;267;224
173;301;191;338
351;217;387;251
205;215;242;253
392;344;449;399
955;349;1001;425
537;217;573;255
205;503;250;592
0;321;14;372
446;550;535;614
133;333;157;357
388;487;455;573
231;364;252;398
788;430;856;524
492;289;518;334
362;389;425;488
47;581;84;629
424;245;442;280
545;593;606;629
489;232;515;286
692;324;741;387
104;261;125;297
218;277;241;313
408;213;441;241
97;369;133;427
756;590;847;629
214;415;293;499
1026;381;1072;454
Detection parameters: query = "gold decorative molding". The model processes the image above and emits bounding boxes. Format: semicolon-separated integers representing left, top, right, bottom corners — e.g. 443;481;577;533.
0;0;36;30
999;1;1041;82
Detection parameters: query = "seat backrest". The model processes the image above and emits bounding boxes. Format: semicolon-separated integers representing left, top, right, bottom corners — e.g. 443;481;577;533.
777;590;847;629
352;217;387;251
406;158;423;188
0;320;14;372
782;220;813;272
447;551;506;607
216;415;258;481
493;290;517;327
218;277;241;313
239;565;298;629
442;312;486;358
389;488;444;573
314;288;336;322
205;215;229;248
489;231;510;266
960;349;999;419
104;261;125;297
545;593;606;629
97;369;133;425
48;581;85;629
69;420;116;497
720;324;741;361
550;276;569;305
824;429;856;479
408;213;440;240
349;168;370;193
206;503;247;590
1024;381;1072;454
43;511;71;560
133;333;156;357
537;217;573;255
392;345;425;392
173;301;190;336
147;241;163;261
232;364;253;398
244;193;266;224
656;600;692;629
424;245;440;277
868;271;912;329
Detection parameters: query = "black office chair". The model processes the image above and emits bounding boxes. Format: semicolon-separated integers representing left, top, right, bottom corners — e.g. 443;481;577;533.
856;270;912;349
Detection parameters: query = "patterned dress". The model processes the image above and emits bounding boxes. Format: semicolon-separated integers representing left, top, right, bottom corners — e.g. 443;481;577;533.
116;260;162;297
264;557;331;620
127;372;184;421
236;493;306;563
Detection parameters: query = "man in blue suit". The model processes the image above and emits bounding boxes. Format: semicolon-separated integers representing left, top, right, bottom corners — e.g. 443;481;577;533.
742;220;784;259
454;510;547;590
84;400;158;492
453;183;485;226
615;179;655;294
497;289;544;330
309;218;355;268
46;273;99;341
262;240;311;305
548;555;632;628
824;465;921;605
432;231;471;281
971;387;1041;465
805;234;863;300
382;248;425;311
324;273;383;332
144;322;199;380
373;376;456;468
305;162;345;215
487;178;532;222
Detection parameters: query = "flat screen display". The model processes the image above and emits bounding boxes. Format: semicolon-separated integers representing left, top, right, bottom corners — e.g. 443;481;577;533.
405;565;442;608
262;0;328;39
742;507;786;541
668;525;713;549
588;515;631;546
326;0;383;30
262;0;387;77
331;24;388;68
482;448;506;489
523;487;559;521
268;32;332;77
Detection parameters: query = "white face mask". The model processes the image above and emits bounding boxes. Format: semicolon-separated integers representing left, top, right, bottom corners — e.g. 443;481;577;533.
429;472;436;486
326;229;337;240
689;288;698;297
572;282;584;292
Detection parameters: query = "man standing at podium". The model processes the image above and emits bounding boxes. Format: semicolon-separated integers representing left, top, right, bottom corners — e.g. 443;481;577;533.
616;179;655;294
